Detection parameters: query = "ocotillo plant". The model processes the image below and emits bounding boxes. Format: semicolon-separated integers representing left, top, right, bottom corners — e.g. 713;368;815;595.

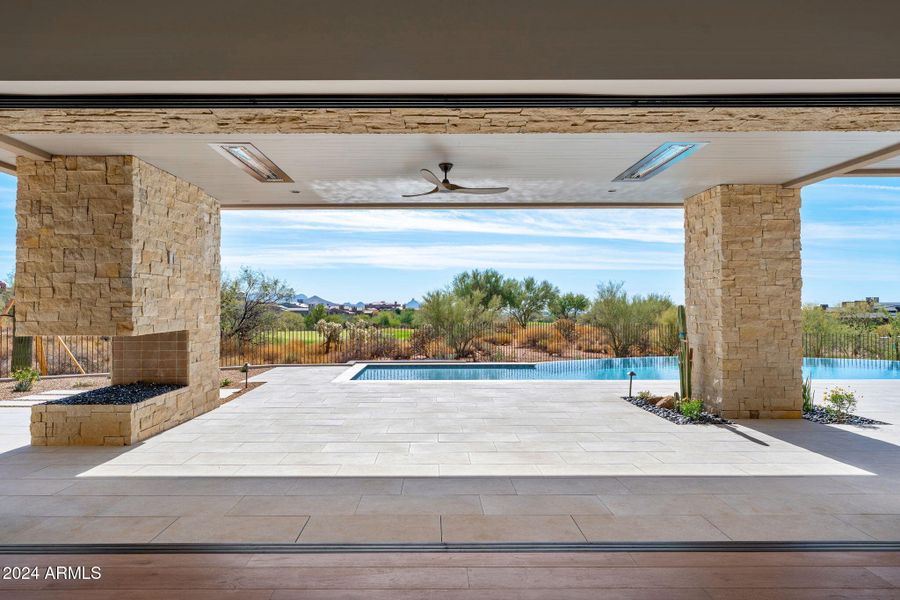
676;305;692;400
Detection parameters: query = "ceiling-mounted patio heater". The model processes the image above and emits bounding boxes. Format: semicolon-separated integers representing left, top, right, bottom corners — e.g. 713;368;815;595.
613;142;706;182
210;142;293;183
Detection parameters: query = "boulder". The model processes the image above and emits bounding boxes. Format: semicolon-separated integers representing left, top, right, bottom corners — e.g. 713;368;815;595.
655;396;676;410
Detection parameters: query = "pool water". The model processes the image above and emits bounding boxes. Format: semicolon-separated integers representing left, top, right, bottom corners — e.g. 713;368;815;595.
352;357;900;381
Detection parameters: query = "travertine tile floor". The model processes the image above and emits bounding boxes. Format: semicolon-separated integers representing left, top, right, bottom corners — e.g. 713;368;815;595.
0;366;898;544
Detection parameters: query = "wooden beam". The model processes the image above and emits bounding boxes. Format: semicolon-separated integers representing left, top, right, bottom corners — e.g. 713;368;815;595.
844;168;900;177
220;202;684;210
0;134;50;161
783;142;900;188
0;160;15;175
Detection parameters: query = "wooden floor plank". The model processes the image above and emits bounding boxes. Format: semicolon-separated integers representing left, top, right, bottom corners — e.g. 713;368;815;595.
0;552;896;598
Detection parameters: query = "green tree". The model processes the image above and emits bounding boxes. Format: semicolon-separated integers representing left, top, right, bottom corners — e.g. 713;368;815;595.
418;290;501;357
584;281;673;357
221;267;294;342
451;269;509;309
504;277;559;327
304;304;328;329
549;292;589;320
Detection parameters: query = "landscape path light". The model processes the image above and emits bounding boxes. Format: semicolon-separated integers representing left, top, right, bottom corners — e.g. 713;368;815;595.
627;371;637;398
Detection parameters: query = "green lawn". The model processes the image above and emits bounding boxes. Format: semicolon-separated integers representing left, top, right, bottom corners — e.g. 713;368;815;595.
252;329;413;345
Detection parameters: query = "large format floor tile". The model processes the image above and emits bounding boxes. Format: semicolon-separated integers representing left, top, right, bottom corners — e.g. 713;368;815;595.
0;368;899;544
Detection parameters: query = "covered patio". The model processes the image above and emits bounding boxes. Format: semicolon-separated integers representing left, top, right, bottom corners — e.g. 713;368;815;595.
1;2;899;595
1;367;899;545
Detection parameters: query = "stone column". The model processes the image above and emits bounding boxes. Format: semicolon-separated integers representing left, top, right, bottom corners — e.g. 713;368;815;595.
684;185;802;419
16;156;221;440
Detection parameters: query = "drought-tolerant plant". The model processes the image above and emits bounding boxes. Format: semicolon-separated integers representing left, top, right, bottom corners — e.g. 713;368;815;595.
802;376;814;412
678;397;704;420
554;318;577;343
822;387;857;418
549;292;590;320
636;390;652;401
220;378;233;388
418;290;500;358
220;266;294;343
12;367;40;392
583;281;674;357
676;305;692;401
504;277;559;328
316;320;344;354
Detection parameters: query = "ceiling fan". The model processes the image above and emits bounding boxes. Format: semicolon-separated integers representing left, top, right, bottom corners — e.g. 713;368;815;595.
402;163;509;197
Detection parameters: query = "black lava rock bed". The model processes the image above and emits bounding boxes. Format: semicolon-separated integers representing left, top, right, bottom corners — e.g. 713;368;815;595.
624;396;732;425
46;383;184;406
803;406;887;426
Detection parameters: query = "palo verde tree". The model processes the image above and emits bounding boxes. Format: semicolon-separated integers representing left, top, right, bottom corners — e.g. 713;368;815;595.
549;292;590;320
584;281;673;357
417;290;501;357
451;269;509;309
220;267;294;343
503;277;559;327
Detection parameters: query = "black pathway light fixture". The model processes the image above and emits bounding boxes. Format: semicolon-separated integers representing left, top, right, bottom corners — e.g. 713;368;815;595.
627;371;637;397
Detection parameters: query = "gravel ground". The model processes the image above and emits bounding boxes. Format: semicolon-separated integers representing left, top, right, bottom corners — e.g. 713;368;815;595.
0;367;272;401
624;395;732;425
803;406;888;426
47;383;184;405
0;375;110;401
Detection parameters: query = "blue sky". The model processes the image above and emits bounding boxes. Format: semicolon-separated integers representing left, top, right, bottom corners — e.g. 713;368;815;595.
1;173;898;305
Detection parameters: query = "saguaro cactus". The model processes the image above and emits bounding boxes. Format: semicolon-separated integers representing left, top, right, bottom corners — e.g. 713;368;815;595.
676;305;692;400
9;306;33;372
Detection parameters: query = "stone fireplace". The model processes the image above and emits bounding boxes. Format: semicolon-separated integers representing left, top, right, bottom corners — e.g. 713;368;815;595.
111;331;189;386
18;155;221;445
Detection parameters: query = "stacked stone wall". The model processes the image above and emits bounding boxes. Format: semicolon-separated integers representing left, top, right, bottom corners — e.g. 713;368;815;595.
685;185;802;419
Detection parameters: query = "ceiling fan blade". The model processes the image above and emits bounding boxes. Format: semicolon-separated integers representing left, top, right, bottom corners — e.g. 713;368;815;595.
401;187;439;198
450;186;510;195
420;169;443;186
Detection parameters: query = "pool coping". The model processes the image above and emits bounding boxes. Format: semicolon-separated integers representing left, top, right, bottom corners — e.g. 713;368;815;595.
332;361;540;383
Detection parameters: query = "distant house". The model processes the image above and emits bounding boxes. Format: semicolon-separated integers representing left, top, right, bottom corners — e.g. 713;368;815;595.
276;302;309;315
826;297;899;322
404;298;421;310
367;300;403;311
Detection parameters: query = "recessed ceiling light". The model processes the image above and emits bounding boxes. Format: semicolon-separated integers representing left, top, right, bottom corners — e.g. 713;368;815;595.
210;143;293;183
613;142;706;182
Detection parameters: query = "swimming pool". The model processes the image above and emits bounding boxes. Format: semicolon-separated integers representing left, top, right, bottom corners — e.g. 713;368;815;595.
352;357;900;381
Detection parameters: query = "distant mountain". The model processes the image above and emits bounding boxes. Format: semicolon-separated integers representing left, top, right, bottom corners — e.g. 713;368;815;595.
298;295;336;307
405;298;421;309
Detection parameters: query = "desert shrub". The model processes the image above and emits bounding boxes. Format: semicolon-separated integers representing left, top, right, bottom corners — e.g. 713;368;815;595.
802;376;814;412
12;367;40;392
220;378;233;388
575;325;608;354
823;387;857;417
316;320;344;353
418;290;500;358
544;340;568;356
678;397;704;420
583;281;673;357
481;331;513;345
518;326;552;349
636;390;652;401
409;324;437;357
282;352;303;364
425;339;453;359
342;321;399;360
554;318;577;343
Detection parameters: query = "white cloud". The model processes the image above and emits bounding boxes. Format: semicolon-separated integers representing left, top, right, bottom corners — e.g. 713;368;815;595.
223;209;684;244
222;242;682;272
804;222;900;241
